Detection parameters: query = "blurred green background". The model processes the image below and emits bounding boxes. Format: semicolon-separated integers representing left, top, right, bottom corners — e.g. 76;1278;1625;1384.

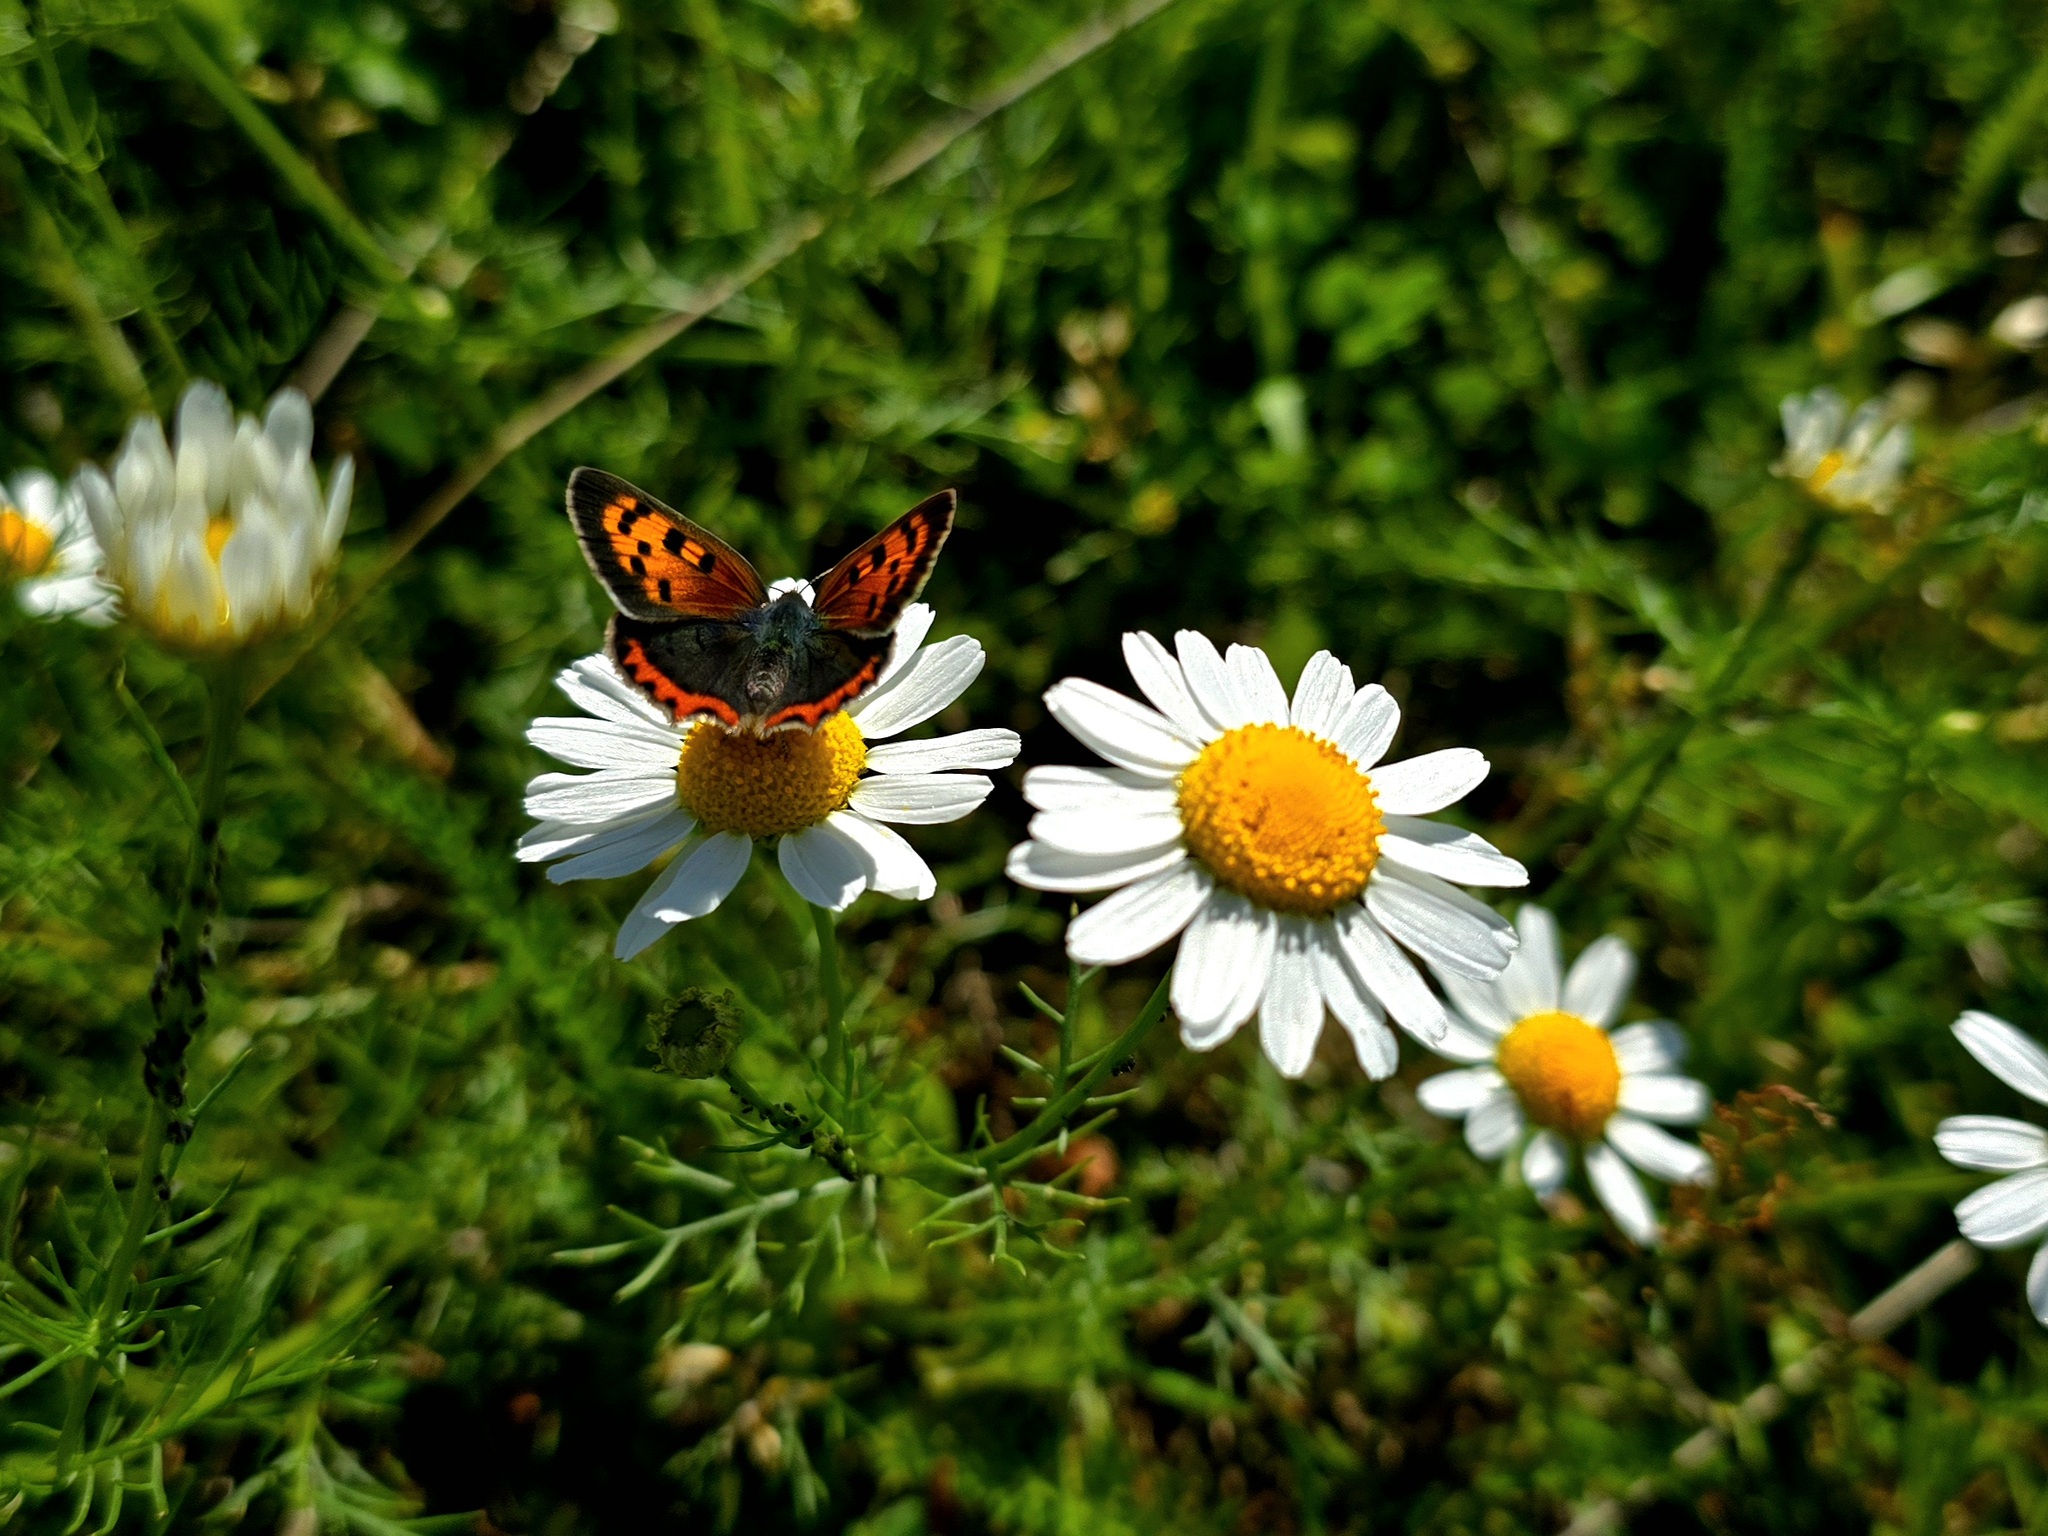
7;0;2048;1529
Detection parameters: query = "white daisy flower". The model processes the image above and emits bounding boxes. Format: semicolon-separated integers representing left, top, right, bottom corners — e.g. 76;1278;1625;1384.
1775;387;1910;513
1935;1010;2048;1326
0;470;117;624
73;380;354;649
1005;631;1527;1078
1415;906;1713;1245
519;596;1019;959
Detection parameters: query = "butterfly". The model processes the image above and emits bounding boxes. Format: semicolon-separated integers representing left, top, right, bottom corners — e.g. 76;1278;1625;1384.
565;467;956;734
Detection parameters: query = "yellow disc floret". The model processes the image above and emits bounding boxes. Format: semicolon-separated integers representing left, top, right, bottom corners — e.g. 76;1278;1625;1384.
1176;723;1384;915
676;711;867;838
1496;1010;1621;1141
0;508;55;577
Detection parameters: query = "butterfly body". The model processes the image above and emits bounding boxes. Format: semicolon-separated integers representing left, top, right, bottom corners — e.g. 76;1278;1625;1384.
567;468;953;734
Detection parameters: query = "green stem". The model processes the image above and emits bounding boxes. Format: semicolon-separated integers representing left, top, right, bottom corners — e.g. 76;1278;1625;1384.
812;903;850;1111
720;1063;865;1182
992;974;1171;1173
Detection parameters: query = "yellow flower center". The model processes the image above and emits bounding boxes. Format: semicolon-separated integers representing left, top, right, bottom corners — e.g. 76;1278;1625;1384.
1805;450;1845;499
676;712;867;838
205;515;235;565
1175;723;1383;915
0;509;55;577
1496;1010;1621;1141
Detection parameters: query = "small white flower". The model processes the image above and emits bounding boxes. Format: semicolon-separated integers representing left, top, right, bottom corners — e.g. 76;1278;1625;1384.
1006;632;1527;1079
1935;1010;2048;1326
1775;387;1910;513
0;470;117;624
1415;906;1713;1245
519;602;1019;959
73;381;353;648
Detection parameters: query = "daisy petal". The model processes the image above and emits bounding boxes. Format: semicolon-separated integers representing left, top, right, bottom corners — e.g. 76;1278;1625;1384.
1605;1115;1713;1186
1563;936;1637;1027
1288;652;1355;740
1616;1074;1712;1126
1496;905;1562;1019
1611;1020;1688;1076
1333;684;1399;769
848;773;993;825
779;822;871;911
1174;631;1248;732
871;604;936;691
1026;808;1187;858
1439;972;1516;1038
1465;1091;1525;1158
546;809;695;883
1333;905;1448;1044
1044;678;1201;775
1417;1066;1506;1117
527;717;680;771
1123;631;1215;742
1226;644;1290;725
1368;748;1489;816
1586;1143;1659;1245
558;656;674;729
863;729;1021;773
614;832;750;958
1435;1014;1503;1065
1523;1131;1569;1196
1310;925;1395;1078
826;811;935;900
1956;1167;2048;1249
1935;1115;2048;1172
1173;891;1274;1046
524;770;676;823
1006;841;1187;893
1378;817;1529;889
852;635;984;738
1020;765;1179;812
1258;917;1326;1078
1954;1011;2048;1108
2030;1244;2048;1326
1365;868;1514;981
1066;862;1213;966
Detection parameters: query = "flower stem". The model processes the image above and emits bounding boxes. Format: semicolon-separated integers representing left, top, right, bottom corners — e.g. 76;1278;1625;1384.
811;904;850;1112
992;973;1171;1173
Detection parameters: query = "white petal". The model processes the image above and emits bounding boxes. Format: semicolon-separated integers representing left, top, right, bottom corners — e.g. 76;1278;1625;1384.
1611;1020;1688;1076
1935;1115;2048;1172
1563;935;1637;1027
778;822;871;910
1416;1066;1505;1118
1586;1143;1659;1245
1954;1011;2048;1107
321;455;354;556
1026;807;1186;858
1122;631;1215;743
1435;1014;1503;1065
851;635;985;738
1020;765;1179;811
524;770;675;822
863;729;1020;773
1289;652;1355;739
546;809;695;883
1310;925;1395;1078
1332;905;1447;1044
1616;1074;1712;1126
871;603;935;691
1174;631;1248;731
825;811;934;900
1496;905;1562;1018
1378;817;1529;889
1259;917;1326;1078
1173;891;1274;1045
1225;644;1290;725
1044;679;1200;776
1067;862;1213;966
263;386;314;462
518;807;662;862
527;717;680;771
1368;748;1489;816
557;655;676;730
1522;1131;1569;1196
848;773;993;825
1605;1115;1712;1186
614;833;751;958
1365;868;1514;981
2030;1244;2048;1326
1465;1091;1524;1158
1333;684;1399;769
1439;972;1516;1038
1956;1167;2048;1249
1005;840;1187;893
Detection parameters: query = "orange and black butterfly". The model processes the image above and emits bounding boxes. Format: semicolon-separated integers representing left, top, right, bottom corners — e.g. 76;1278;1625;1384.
565;468;955;734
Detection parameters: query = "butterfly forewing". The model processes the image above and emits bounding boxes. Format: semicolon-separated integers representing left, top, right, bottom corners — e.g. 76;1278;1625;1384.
566;467;768;622
809;490;956;636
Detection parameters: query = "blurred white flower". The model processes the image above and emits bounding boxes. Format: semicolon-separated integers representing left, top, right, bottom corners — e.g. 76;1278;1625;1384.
0;470;117;624
1935;1010;2048;1326
1991;295;2048;352
1415;906;1713;1246
1775;387;1910;514
75;381;353;648
520;601;1019;959
1007;632;1527;1079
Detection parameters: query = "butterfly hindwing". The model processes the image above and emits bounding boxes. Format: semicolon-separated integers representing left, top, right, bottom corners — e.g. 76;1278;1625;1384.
567;467;767;622
809;490;956;636
610;613;895;735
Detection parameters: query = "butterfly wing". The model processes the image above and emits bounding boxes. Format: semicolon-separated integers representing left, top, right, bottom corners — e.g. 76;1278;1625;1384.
566;467;768;622
808;490;956;637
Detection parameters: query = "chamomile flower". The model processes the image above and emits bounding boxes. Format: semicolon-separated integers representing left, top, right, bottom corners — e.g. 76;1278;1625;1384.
0;470;117;624
1414;907;1712;1244
519;600;1018;959
1775;387;1910;513
1006;632;1527;1078
1934;1011;2048;1325
73;381;353;649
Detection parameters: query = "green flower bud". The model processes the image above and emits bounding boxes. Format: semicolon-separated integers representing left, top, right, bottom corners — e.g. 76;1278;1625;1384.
649;988;741;1078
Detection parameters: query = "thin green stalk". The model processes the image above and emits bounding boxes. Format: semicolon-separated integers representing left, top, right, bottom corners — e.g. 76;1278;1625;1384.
812;904;850;1112
992;974;1172;1173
